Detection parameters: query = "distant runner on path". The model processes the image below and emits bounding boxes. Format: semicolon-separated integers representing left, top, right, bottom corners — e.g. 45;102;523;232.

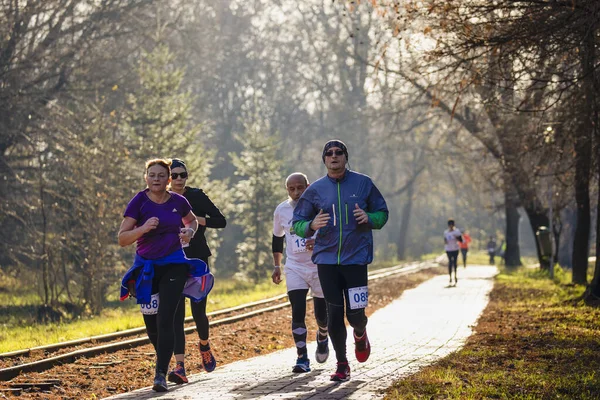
458;230;472;268
487;236;497;264
444;219;462;285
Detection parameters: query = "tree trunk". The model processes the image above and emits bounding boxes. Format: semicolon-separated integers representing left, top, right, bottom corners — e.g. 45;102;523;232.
39;158;50;305
396;183;414;260
504;188;522;267
590;180;600;297
558;206;576;268
572;28;595;284
589;77;600;298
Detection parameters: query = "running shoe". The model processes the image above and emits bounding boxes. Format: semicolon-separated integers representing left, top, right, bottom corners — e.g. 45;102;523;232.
330;361;350;382
315;334;329;363
292;355;311;373
200;343;217;372
152;371;168;392
167;362;188;384
354;330;371;363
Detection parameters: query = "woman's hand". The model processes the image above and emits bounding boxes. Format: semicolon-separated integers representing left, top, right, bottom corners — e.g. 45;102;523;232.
141;217;159;233
127;281;137;298
179;227;195;244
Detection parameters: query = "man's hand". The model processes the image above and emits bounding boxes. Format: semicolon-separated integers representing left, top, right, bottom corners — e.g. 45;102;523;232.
271;266;282;284
310;209;330;230
306;238;315;251
353;203;368;224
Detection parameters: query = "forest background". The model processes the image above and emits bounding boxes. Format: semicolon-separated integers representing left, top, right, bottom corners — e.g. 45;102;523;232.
0;0;598;322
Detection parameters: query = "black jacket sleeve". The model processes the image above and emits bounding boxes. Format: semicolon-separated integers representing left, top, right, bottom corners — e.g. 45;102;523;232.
193;189;227;229
183;187;226;260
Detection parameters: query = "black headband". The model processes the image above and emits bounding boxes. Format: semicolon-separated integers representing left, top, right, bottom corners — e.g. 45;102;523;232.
322;140;349;163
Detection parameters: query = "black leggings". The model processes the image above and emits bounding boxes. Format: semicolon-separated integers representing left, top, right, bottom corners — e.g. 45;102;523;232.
446;250;459;276
288;289;328;356
142;263;188;375
173;297;209;354
460;248;468;266
317;264;368;363
173;258;210;355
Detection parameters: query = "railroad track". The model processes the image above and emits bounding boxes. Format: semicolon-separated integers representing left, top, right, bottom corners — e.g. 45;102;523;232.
0;261;435;383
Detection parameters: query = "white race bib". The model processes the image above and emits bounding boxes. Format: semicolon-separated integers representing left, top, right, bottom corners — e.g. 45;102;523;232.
290;234;308;254
347;286;368;310
140;293;159;315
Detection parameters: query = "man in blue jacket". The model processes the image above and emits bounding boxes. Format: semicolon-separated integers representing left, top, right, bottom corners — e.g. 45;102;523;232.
292;139;388;382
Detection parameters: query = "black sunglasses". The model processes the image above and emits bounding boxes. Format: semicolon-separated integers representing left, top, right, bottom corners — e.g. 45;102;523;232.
325;150;345;157
171;172;188;179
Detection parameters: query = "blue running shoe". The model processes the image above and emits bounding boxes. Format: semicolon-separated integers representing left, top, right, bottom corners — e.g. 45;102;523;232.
292;355;311;373
315;334;329;363
152;372;168;392
200;343;217;372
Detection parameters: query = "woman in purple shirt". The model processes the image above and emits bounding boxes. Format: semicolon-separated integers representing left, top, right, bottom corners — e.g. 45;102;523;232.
118;159;199;392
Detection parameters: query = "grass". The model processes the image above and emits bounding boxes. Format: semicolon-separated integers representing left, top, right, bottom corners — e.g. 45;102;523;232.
0;276;289;353
0;260;400;353
384;263;600;400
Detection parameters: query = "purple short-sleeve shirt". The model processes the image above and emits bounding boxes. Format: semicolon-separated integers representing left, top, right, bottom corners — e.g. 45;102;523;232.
124;190;192;259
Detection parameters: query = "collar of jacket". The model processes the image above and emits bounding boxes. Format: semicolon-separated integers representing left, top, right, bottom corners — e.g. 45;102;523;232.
326;169;350;183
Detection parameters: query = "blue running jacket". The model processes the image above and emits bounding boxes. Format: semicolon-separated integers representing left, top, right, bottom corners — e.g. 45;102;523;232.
292;169;388;266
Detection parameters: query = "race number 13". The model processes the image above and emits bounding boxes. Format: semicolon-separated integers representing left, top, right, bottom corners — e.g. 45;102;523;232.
347;286;368;310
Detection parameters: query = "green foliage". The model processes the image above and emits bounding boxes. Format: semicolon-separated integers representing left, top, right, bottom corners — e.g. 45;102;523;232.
230;122;287;282
122;44;203;163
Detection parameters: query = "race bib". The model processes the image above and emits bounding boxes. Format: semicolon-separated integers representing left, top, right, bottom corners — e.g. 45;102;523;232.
291;234;308;253
347;286;368;310
140;293;159;315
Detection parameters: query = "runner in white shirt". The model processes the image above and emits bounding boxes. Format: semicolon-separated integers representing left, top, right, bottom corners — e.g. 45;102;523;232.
272;172;329;373
444;218;463;285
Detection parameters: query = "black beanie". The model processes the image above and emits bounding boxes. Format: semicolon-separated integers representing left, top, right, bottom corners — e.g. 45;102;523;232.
171;158;187;171
322;140;349;163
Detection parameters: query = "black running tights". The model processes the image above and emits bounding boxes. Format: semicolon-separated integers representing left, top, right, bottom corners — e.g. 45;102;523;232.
317;264;368;363
142;263;188;375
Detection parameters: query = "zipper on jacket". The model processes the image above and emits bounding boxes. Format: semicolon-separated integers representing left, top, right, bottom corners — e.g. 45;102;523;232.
337;182;342;264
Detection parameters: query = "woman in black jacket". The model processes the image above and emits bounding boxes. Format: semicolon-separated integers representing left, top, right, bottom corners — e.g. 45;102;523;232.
167;158;227;384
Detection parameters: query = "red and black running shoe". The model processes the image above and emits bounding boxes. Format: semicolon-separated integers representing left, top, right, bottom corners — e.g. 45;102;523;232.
167;362;188;384
330;361;351;382
354;330;371;363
